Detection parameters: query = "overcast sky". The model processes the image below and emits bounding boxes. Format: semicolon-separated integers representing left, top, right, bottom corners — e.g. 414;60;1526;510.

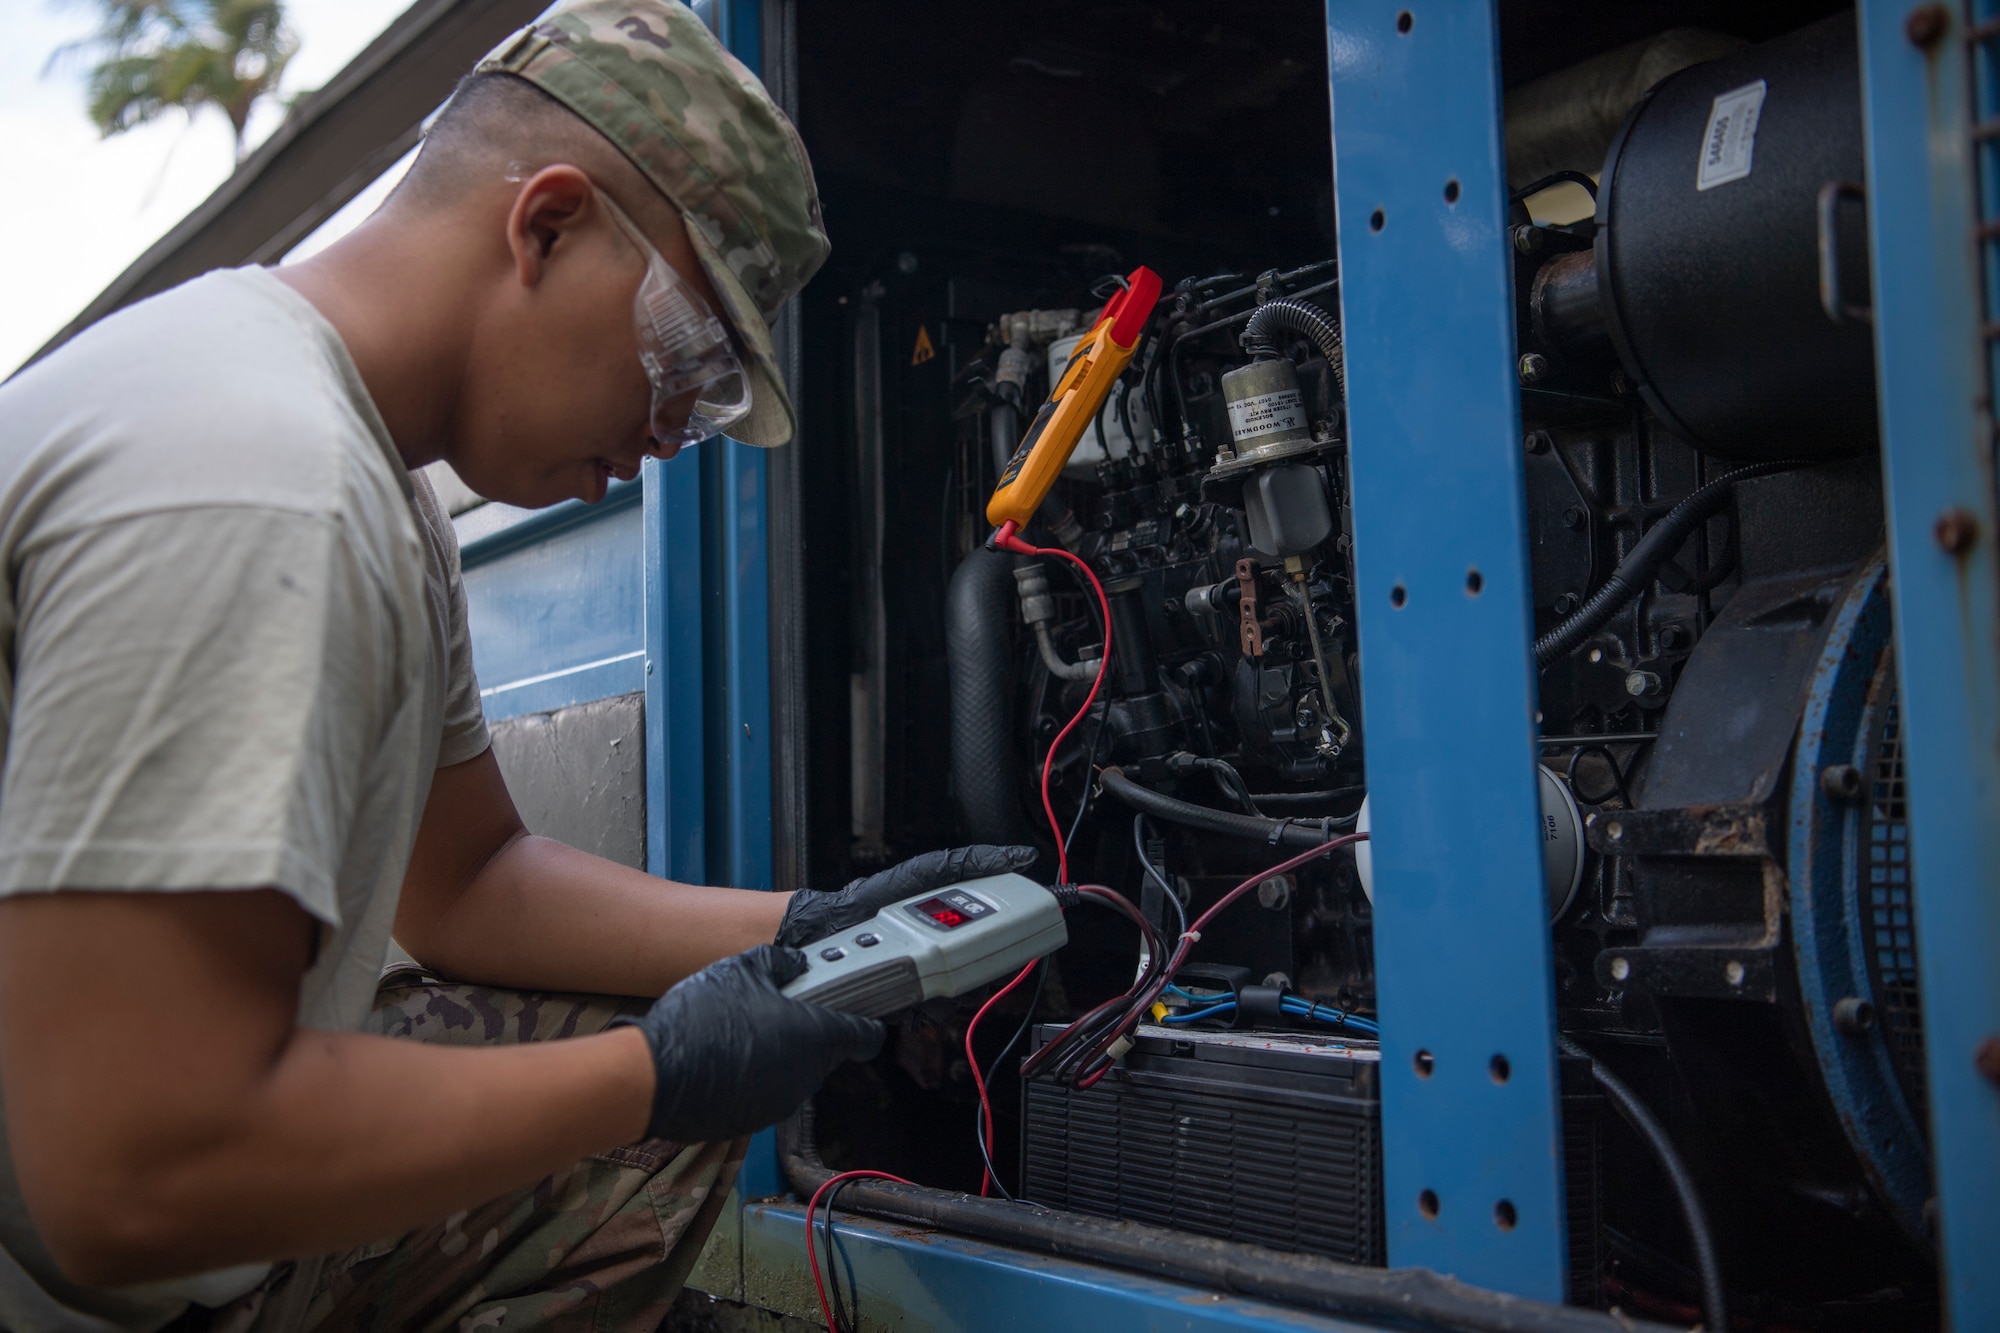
0;0;415;377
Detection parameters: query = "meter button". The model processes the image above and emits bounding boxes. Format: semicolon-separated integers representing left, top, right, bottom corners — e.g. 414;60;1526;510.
820;946;848;962
855;934;881;948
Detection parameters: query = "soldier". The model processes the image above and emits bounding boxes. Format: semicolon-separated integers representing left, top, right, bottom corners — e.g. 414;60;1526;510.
0;2;1033;1328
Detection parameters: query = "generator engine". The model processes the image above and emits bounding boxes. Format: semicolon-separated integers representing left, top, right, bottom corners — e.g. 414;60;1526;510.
806;8;1935;1330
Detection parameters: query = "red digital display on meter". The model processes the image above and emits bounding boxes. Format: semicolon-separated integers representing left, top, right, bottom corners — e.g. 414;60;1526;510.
906;891;996;932
913;897;968;929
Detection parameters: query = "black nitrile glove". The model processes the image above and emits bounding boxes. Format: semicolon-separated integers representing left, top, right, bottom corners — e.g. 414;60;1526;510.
775;844;1040;949
614;944;884;1144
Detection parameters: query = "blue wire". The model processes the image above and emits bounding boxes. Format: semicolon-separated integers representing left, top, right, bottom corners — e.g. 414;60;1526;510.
1160;995;1379;1035
1161;1001;1237;1025
1280;996;1380;1036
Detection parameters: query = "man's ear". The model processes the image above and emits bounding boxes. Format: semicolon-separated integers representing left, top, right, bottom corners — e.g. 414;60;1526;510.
505;164;595;289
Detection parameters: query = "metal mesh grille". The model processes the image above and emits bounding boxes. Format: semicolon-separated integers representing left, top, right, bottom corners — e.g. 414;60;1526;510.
1863;689;1929;1128
1564;1105;1602;1306
1021;1073;1386;1263
1023;1044;1602;1300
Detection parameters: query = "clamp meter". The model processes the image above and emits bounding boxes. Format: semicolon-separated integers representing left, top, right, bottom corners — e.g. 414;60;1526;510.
985;266;1163;529
780;874;1068;1018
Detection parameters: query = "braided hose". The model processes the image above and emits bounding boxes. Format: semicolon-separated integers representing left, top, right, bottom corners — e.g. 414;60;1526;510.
1242;297;1345;398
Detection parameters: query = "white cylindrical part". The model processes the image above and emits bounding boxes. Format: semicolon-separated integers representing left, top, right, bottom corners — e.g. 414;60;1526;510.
1354;765;1586;920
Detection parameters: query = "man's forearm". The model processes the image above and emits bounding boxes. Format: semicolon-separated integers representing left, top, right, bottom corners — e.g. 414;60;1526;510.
400;832;791;996
27;1019;653;1284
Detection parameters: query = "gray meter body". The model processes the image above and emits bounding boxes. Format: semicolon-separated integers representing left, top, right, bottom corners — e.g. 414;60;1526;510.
779;873;1067;1018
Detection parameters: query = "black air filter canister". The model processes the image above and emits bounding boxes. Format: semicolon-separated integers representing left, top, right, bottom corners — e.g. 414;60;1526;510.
1594;13;1875;460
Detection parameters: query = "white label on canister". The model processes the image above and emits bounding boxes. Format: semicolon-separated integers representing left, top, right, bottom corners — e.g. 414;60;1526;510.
1696;79;1767;191
1227;389;1307;443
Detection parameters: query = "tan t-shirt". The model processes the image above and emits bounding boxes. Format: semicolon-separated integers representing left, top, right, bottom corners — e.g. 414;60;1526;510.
0;267;489;1331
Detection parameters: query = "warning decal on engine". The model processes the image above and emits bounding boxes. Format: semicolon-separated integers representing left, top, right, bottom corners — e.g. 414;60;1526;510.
1227;389;1306;443
1697;79;1767;191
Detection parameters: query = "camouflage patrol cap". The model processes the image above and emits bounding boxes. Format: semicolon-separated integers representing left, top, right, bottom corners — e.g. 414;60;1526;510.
477;0;826;447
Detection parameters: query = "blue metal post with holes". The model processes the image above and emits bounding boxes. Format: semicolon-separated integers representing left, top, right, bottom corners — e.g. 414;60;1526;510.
642;455;708;885
689;0;781;1199
1327;1;1569;1298
701;442;774;897
1857;2;2000;1326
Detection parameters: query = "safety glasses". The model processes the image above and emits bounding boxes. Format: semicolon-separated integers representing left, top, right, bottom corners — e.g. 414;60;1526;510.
593;189;752;448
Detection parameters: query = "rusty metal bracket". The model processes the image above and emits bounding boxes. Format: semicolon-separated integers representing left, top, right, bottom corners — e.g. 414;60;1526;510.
1235;558;1265;657
1585;804;1774;857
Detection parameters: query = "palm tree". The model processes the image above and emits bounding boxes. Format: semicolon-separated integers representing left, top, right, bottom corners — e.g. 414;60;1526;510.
50;0;298;160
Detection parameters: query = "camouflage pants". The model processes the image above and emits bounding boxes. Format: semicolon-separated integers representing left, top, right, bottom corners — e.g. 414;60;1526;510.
181;967;744;1333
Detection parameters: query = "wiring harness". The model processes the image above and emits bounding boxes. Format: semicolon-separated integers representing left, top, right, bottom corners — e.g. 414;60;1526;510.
968;519;1373;1171
1019;832;1369;1091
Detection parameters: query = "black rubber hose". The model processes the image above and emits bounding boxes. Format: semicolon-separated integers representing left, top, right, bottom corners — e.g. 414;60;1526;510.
1559;1037;1726;1333
1184;755;1262;816
1241;297;1346;397
946;546;1031;846
778;1109;1672;1333
1099;767;1349;848
1534;459;1809;666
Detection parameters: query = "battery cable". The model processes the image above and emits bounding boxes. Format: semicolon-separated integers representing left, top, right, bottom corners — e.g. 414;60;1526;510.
961;517;1118;1196
806;1168;912;1333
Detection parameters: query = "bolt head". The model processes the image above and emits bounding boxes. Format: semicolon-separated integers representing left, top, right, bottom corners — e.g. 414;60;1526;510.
1725;960;1746;986
1906;2;1949;47
1624;669;1662;697
1659;624;1689;652
1821;763;1865;802
1934;506;1979;555
1518;353;1550;386
1609;956;1631;982
1553;592;1580;615
1512;225;1546;255
1834;996;1878;1035
896;251;919;274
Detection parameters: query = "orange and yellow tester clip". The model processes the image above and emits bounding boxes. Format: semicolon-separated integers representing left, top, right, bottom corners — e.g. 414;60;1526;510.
986;266;1163;531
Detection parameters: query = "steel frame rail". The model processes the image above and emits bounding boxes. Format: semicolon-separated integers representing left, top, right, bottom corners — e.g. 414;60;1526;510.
1325;0;1570;1299
1858;2;2000;1326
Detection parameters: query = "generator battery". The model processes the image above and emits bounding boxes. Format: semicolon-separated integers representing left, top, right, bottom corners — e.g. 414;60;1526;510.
1021;1024;1604;1302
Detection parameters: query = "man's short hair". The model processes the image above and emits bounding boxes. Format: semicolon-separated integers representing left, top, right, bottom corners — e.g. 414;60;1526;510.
394;72;651;213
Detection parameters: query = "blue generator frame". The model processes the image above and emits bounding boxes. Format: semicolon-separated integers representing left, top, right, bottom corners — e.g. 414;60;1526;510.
455;0;2000;1326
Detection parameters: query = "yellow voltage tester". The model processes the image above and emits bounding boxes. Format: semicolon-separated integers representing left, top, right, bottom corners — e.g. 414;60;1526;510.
986;266;1163;530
